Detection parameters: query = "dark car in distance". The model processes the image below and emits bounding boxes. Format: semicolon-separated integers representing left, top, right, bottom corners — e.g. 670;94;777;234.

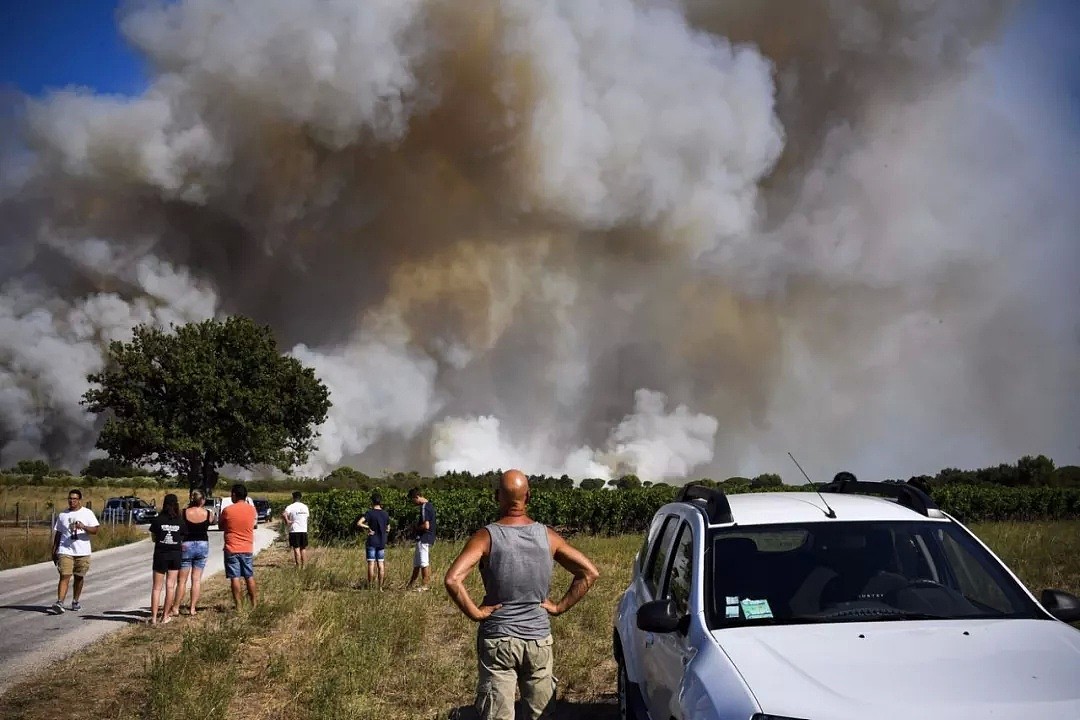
253;498;272;523
101;496;158;524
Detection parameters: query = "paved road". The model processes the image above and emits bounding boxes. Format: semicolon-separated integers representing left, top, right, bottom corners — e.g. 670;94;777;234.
0;525;277;696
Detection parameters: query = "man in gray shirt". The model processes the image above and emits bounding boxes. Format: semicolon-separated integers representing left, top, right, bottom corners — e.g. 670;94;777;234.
444;469;600;720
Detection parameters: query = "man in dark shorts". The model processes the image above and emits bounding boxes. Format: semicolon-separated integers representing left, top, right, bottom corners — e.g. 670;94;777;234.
282;491;310;568
356;492;391;590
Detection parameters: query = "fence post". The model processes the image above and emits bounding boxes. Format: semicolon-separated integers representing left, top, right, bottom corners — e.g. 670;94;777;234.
14;502;18;524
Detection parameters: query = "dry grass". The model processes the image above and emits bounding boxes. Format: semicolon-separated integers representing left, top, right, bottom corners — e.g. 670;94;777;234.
0;485;160;522
0;484;294;570
0;485;297;523
0;523;148;570
969;521;1080;596
2;522;1077;720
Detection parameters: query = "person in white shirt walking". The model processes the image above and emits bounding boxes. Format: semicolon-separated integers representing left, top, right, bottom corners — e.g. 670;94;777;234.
50;488;101;614
282;491;310;569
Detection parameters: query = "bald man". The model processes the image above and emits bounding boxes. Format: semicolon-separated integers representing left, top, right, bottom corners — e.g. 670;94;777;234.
445;469;600;720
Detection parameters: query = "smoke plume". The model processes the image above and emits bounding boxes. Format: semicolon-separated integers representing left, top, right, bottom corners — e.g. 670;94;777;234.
1;0;1077;482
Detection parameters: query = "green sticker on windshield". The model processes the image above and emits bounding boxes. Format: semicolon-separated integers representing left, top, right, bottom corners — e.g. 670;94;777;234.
740;598;773;619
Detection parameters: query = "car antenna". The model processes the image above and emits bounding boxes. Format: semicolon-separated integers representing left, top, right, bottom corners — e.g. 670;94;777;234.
787;452;837;519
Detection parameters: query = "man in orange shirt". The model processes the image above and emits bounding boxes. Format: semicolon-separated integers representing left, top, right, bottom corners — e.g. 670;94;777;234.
219;483;258;610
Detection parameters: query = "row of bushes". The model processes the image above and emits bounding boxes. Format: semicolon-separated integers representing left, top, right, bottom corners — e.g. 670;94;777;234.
928;484;1080;522
308;486;679;543
0;474;167;489
308;484;1080;542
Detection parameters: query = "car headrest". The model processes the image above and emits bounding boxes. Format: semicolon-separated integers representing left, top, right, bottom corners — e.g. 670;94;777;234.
714;537;759;564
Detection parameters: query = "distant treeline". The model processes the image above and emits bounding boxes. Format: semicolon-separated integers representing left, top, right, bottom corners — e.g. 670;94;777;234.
3;453;1078;493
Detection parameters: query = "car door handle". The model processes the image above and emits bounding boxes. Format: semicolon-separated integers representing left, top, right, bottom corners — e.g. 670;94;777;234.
645;632;655;648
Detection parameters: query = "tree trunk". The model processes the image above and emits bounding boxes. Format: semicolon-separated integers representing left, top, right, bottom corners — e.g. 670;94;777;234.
185;453;219;496
201;456;220;496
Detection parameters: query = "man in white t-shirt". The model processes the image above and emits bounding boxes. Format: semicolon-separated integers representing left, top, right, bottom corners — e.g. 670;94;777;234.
282;491;310;569
51;488;101;614
218;494;256;529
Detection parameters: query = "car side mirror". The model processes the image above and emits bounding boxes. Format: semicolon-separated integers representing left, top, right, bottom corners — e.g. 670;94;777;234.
1041;589;1080;623
636;598;682;633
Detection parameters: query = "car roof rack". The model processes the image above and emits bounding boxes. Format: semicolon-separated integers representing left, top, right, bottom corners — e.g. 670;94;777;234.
675;483;734;524
820;472;941;518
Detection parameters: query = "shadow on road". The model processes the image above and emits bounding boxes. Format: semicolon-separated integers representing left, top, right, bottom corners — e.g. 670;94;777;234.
0;604;56;615
81;609;151;624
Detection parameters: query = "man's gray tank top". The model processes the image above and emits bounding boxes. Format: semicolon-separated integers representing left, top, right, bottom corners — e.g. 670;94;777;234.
479;521;553;640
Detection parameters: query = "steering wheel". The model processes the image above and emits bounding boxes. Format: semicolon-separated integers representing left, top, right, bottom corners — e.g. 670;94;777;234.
887;578;946;593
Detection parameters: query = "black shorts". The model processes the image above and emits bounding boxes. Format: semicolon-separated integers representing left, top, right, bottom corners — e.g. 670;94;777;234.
289;532;309;549
153;552;182;574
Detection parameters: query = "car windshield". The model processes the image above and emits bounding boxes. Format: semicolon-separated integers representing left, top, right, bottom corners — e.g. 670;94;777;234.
707;520;1043;628
132;499;152;509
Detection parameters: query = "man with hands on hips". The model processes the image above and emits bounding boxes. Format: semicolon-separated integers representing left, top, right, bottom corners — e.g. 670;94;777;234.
444;469;600;720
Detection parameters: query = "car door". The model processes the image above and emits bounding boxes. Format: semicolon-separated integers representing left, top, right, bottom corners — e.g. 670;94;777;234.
636;515;680;720
643;520;696;720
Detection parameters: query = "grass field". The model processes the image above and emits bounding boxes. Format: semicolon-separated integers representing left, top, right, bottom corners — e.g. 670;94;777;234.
1;521;1077;720
0;485;297;523
0;486;296;570
0;524;150;571
0;485;162;523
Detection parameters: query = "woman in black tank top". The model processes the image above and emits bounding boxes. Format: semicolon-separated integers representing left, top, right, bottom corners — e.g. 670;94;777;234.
171;490;212;617
184;506;211;541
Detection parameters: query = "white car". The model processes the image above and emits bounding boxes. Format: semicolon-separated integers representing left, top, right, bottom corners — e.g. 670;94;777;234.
210;495;256;530
613;475;1080;720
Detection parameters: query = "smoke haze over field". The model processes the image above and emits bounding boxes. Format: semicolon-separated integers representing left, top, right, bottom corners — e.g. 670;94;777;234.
1;0;1078;483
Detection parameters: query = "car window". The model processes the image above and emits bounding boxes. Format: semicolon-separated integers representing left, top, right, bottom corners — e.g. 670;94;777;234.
106;500;119;509
636;514;665;573
644;516;678;597
935;529;1016;613
706;520;1041;629
663;522;694;615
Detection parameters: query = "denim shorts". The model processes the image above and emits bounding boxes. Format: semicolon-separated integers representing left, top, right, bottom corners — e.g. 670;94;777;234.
180;540;209;570
224;551;254;579
366;545;386;561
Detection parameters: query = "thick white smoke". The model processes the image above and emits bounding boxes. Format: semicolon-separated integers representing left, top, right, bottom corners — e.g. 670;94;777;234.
1;0;1077;483
431;389;718;481
0;238;218;463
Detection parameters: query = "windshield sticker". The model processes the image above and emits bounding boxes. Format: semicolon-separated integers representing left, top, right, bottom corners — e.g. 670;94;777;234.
740;598;773;619
725;604;740;618
725;596;739;605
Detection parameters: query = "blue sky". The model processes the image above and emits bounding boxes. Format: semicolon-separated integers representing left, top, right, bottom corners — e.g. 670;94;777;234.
0;0;1077;104
1;0;149;97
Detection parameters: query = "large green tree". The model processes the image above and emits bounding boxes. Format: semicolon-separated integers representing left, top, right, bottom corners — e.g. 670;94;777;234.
82;316;331;494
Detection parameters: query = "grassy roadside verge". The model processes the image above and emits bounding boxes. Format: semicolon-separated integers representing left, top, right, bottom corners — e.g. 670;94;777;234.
0;523;148;571
2;522;1078;720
